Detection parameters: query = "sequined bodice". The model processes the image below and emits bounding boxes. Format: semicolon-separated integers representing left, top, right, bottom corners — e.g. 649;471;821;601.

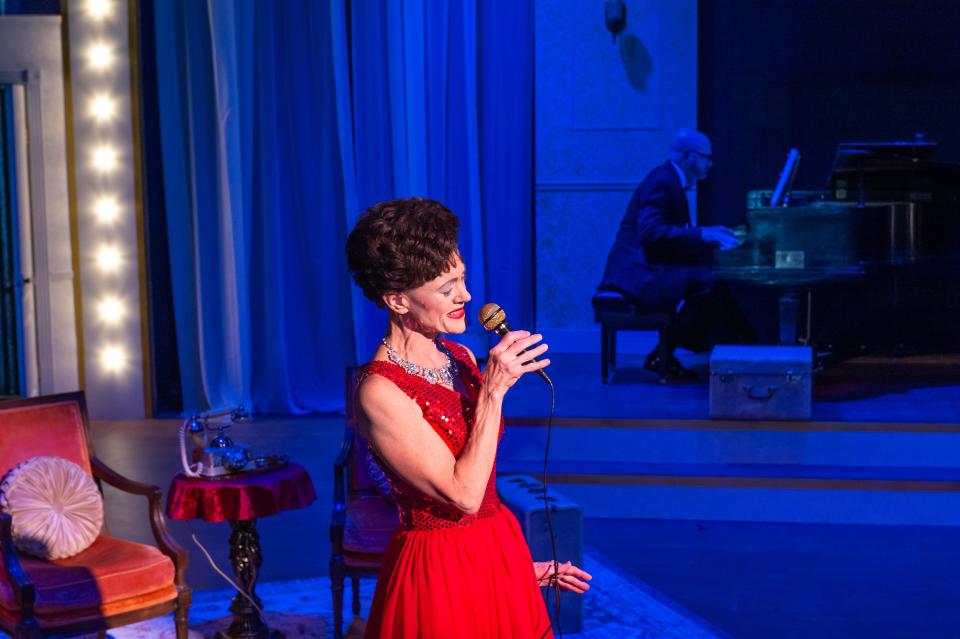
358;339;503;531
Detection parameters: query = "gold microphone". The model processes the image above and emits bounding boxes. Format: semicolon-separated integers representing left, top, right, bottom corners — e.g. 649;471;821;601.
478;303;552;385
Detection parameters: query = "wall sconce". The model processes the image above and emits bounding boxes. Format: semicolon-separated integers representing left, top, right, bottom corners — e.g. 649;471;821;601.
605;1;627;43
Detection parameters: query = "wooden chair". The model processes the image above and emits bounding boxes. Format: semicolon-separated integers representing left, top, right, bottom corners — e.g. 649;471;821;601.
0;392;191;638
592;289;672;383
330;368;399;639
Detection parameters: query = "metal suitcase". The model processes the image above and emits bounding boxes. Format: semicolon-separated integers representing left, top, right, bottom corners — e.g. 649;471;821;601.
709;345;812;420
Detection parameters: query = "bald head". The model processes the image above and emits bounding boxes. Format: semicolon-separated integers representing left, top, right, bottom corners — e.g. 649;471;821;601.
670;129;711;157
669;129;713;185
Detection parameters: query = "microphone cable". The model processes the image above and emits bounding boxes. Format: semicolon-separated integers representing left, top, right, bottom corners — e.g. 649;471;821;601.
476;302;562;637
539;375;562;639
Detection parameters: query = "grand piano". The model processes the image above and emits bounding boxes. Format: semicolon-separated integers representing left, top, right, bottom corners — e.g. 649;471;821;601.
715;139;960;354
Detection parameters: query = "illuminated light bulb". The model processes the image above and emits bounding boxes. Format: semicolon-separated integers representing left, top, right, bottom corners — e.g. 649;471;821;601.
86;42;114;70
95;245;121;272
88;94;116;122
91;145;118;172
92;196;120;223
85;0;112;20
100;344;128;373
96;295;126;325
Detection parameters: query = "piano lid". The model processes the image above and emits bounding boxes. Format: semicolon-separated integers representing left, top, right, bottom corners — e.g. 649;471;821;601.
829;137;960;202
830;137;939;178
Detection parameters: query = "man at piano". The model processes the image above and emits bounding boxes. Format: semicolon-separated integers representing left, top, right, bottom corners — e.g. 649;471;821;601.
598;129;753;380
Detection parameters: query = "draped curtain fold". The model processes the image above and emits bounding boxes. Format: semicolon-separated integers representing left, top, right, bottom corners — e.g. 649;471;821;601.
152;0;532;414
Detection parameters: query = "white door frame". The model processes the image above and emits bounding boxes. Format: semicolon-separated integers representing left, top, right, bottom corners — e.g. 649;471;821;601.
0;16;80;396
1;72;50;396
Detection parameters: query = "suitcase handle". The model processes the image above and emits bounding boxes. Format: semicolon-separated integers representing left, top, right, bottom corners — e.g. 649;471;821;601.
743;384;777;400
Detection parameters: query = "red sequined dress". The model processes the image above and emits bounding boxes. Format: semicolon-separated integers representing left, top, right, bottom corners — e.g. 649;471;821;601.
359;339;552;639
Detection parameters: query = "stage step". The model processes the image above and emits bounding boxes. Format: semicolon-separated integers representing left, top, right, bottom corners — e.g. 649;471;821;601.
499;459;960;482
499;419;960;526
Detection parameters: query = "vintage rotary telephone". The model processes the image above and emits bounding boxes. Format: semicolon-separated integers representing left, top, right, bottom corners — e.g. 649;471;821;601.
179;406;256;478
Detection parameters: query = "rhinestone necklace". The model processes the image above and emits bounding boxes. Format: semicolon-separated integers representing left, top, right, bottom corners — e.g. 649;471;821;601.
382;338;458;386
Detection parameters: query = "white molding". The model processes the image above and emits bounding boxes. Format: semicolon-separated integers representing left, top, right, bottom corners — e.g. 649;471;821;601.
23;70;56;394
0;16;80;397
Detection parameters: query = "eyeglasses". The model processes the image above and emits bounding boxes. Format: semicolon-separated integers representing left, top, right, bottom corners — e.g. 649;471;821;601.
687;149;712;162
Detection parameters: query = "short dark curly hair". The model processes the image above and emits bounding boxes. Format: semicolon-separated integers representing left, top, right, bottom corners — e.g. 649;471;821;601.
345;198;461;306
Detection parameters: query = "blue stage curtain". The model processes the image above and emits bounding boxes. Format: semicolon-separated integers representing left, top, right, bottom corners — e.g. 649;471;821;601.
344;0;534;358
153;0;356;413
153;0;533;413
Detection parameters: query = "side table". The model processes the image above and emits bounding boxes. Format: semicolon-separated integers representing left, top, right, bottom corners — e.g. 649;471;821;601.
167;463;316;639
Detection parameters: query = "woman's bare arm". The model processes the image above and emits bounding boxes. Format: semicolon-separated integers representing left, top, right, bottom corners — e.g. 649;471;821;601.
357;331;549;514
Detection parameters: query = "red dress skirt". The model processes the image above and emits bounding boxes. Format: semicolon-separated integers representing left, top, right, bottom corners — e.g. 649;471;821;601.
360;341;553;639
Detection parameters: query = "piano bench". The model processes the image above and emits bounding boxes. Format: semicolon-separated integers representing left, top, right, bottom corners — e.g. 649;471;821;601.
592;291;672;384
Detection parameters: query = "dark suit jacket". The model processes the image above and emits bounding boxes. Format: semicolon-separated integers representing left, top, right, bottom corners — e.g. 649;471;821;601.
599;162;713;309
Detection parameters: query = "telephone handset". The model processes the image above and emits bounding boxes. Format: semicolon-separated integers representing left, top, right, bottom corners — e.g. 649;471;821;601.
179;406;256;478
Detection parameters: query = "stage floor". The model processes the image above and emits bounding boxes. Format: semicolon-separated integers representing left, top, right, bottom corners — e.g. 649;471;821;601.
79;413;960;638
502;350;960;423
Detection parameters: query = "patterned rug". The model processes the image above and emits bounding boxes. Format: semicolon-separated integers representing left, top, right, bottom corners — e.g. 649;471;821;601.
4;551;726;639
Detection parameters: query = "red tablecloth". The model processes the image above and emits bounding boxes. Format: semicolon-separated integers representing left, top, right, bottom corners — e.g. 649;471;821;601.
166;463;316;522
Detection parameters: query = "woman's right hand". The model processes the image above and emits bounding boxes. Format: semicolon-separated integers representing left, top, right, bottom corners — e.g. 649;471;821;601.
534;560;592;593
481;331;550;398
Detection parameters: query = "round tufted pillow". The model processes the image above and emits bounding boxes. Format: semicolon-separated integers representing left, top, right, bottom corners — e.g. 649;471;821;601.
0;456;104;560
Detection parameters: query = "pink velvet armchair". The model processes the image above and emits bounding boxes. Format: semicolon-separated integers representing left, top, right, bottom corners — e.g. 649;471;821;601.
0;392;191;638
330;369;399;639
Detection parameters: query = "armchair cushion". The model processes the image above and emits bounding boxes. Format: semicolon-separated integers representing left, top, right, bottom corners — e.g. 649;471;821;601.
364;449;392;497
0;456;103;559
343;494;398;555
0;534;176;617
0;392;189;635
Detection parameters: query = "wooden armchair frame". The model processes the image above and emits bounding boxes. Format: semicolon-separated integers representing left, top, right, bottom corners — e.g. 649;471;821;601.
0;392;191;639
330;368;399;639
329;425;377;639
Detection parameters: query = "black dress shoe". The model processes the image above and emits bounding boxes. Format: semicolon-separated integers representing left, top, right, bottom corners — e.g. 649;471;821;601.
644;352;699;381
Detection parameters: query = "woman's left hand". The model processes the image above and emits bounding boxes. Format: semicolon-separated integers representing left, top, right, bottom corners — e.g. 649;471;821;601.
533;560;592;594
